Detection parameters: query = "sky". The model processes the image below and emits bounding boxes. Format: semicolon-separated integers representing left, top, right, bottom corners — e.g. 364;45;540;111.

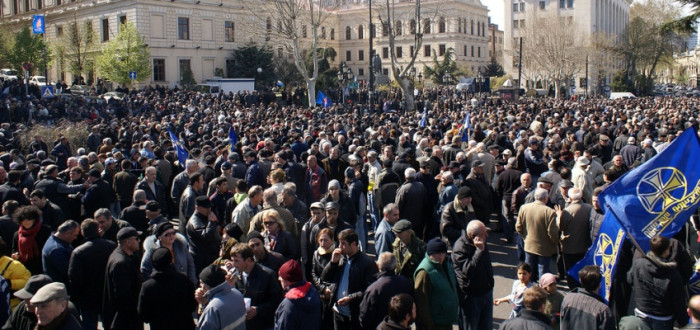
484;0;505;28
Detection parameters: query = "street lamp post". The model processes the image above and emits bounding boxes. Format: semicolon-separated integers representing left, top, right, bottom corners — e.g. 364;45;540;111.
337;63;354;107
256;67;262;90
475;72;484;98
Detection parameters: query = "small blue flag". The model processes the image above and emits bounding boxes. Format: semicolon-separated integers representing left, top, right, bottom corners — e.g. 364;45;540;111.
419;107;427;128
567;211;626;303
316;91;333;108
32;15;45;34
461;111;471;142
277;80;284;87
168;129;189;166
228;126;238;153
599;127;700;252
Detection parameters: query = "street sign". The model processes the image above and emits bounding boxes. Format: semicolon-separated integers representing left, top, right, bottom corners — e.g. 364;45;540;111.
41;86;55;99
129;71;137;80
23;63;32;71
32;15;45;34
348;81;358;89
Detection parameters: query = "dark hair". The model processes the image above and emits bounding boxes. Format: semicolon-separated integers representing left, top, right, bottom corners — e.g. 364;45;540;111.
189;172;203;186
338;229;358;245
81;219;100;239
7;170;21;183
230;243;254;261
15;206;41;223
236;180;248;192
121;160;132;169
29;189;45;199
388;293;414;323
2;200;19;216
592;186;604;197
517;262;532;274
579;265;602;292
650;236;670;258
522;286;548;311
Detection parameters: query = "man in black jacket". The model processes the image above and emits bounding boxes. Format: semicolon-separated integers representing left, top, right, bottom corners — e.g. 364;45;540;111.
29;189;63;231
102;227;144;330
82;169;115;219
68;219;116;330
186;196;222;275
0;170;28;206
94;208;132;243
359;252;413;330
451;220;494;330
322;229;378;330
230;243;284;330
119;189;149;236
137;247;197;330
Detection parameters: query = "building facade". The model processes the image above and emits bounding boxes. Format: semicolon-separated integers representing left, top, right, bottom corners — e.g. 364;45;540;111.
488;22;504;66
503;0;630;94
0;0;490;88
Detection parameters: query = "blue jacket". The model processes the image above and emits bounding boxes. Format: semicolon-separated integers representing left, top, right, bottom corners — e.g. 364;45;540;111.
245;160;265;188
374;219;395;259
274;281;321;330
141;233;196;285
41;234;73;285
197;282;246;330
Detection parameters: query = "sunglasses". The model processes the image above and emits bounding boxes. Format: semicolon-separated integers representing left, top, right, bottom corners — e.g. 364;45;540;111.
263;221;277;226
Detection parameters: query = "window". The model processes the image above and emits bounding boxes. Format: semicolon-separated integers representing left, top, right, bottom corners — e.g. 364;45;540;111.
382;47;389;59
513;20;518;29
410;46;414;56
477;22;480;36
567;0;573;8
438;17;445;33
358;50;364;61
179;59;191;82
458;19;462;33
539;1;545;9
396;46;402;58
346;26;351;40
56;26;63;37
358;25;363;39
119;15;126;26
101;18;109;42
478;47;481;57
471;45;474;57
153;59;165;81
520;2;525;11
520;19;525;27
424;45;430;57
266;17;271;41
302;25;307;38
358;68;364;76
395;20;402;36
409;19;416;34
560;0;565;8
346;50;352;61
471;20;474;35
438;44;445;56
225;21;235;42
178;17;189;40
382;68;389;75
464;45;467;56
513;3;518;12
330;28;335;40
370;24;376;38
423;19;430;34
321;27;326;39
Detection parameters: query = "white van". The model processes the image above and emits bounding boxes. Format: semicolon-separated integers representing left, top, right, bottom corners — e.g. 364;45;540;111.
609;92;636;100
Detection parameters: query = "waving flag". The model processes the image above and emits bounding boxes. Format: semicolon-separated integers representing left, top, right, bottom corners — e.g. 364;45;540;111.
600;127;700;252
419;107;428;128
316;91;333;108
461;111;471;142
168;129;189;166
228;126;238;153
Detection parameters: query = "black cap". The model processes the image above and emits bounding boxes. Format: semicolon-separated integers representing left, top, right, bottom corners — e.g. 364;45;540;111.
471;160;485;168
221;162;232;170
88;169;101;178
145;201;160;212
195;195;211;208
154;222;174;237
426;237;448;255
537;177;553;185
457;186;472;199
117;227;142;241
151;247;172;271
199;265;227;288
14;275;53;300
246;231;264;243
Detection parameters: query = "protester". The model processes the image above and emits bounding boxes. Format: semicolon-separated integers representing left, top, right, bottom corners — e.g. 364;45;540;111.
560;265;615;330
498;286;553;330
274;259;322;330
414;237;459;330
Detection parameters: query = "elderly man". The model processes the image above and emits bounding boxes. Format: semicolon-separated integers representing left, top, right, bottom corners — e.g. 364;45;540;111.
396;168;428;240
94;208;132;243
120;189;149;235
30;282;82;329
358;252;413;330
186;196;222;274
179;173;205;234
557;187;593;289
440;187;476;250
414;238;459;330
516;188;559;280
41;220;80;285
231;185;263;240
619;136;643;168
392;220;426;283
171;159;199;210
571;156;593;203
136;166;168;215
375;203;399;258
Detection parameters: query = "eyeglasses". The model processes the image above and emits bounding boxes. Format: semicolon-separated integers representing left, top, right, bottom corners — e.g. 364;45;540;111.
263;221;277;226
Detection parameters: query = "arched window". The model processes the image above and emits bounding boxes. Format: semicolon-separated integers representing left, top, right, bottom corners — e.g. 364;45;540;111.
266;17;272;33
346;26;351;40
409;19;416;34
395;20;402;36
423;18;430;34
471;20;474;35
358;25;363;39
438;17;446;33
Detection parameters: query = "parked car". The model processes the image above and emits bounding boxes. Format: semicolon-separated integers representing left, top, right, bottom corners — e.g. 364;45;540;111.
29;76;47;86
0;69;18;81
68;85;89;95
101;92;126;102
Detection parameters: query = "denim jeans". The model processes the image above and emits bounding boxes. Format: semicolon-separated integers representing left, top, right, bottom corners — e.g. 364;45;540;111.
525;252;551;280
459;289;493;330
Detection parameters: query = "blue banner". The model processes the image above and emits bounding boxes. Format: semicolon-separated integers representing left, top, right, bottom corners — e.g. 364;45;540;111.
228;126;237;153
419;107;427;128
316;91;332;108
32;15;45;34
688;269;700;297
461;111;471;142
168;129;189;166
599;127;700;252
567;211;626;303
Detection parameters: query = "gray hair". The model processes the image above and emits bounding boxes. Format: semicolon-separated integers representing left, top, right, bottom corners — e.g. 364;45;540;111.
569;187;583;201
404;168;416;180
534;188;549;202
133;189;146;202
185;159;198;169
441;171;454;182
263;188;278;206
282;183;297;197
94;208;112;220
57;220;80;234
383;203;398;216
377;252;397;272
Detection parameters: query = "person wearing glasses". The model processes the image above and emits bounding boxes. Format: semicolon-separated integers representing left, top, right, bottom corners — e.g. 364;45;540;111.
141;222;196;285
260;209;298;260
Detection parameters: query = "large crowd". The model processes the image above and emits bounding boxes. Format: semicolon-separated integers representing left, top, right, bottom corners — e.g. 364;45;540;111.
0;75;699;330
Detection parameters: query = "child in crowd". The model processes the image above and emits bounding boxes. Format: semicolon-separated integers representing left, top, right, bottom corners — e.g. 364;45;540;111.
494;262;534;318
539;273;565;329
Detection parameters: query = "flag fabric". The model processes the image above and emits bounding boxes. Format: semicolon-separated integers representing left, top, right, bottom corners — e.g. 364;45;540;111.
599;127;700;252
567;211;626;303
461;111;471;142
168;129;189;166
228;126;238;153
316;91;333;108
277;80;284;87
688;266;700;297
419;107;428;128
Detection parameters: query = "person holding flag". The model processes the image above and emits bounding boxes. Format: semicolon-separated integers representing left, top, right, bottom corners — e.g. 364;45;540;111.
316;91;333;108
461;111;471;143
228;125;238;153
168;129;189;167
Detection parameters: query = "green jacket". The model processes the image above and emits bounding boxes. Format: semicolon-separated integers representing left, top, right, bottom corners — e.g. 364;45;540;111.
414;255;459;327
392;234;426;281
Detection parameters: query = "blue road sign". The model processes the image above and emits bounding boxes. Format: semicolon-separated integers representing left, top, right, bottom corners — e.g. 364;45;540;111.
41;86;55;99
32;15;45;34
129;71;137;80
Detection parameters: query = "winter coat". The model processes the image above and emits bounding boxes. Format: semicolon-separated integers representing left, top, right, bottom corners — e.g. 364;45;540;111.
68;237;116;309
451;229;494;296
393;234;426;282
321;251;378;319
102;247;143;330
274;281;322;330
140;233;196;284
186;211;222;274
138;267;197;330
395;179;428;235
440;197;476;249
197;282;246;330
516;200;559;257
560;288;615;330
627;252;688;326
358;271;413;330
233;263;284;329
498;309;553;330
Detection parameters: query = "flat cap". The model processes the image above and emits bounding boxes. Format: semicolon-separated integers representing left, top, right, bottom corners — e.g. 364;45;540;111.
117;227;142;241
392;219;413;233
30;282;67;305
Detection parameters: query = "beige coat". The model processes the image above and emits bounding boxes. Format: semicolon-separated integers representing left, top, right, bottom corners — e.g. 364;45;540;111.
516;200;559;257
559;201;593;254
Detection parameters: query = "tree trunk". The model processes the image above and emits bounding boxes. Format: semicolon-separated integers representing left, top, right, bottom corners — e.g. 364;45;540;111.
397;77;415;112
554;80;561;99
306;78;316;108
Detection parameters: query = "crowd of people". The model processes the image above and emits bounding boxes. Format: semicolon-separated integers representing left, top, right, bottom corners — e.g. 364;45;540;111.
0;74;700;330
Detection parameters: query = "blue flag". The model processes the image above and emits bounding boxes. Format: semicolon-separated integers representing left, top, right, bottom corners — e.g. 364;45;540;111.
688;266;700;297
228;126;238;153
316;91;333;108
567;211;626;303
168;129;189;166
599;127;700;252
419;107;428;128
461;111;471;142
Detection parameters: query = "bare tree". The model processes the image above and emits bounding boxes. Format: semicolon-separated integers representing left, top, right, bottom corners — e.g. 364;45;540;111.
56;16;96;80
240;0;338;107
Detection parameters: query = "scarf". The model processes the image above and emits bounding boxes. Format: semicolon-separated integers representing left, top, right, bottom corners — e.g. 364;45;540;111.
18;223;41;264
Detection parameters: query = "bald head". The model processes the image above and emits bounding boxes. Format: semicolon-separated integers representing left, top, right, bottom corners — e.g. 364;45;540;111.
466;220;486;238
689;295;700;322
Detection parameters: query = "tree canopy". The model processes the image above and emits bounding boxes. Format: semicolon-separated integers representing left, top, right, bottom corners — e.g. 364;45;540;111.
5;26;52;75
95;22;151;86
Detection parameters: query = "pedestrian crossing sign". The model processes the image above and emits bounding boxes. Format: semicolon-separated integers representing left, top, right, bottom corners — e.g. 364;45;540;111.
41;86;55;98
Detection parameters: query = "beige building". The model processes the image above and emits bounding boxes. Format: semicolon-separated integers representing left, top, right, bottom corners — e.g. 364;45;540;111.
503;0;630;94
1;0;490;87
488;22;504;66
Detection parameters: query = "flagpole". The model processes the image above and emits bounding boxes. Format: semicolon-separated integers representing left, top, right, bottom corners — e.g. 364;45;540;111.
605;205;644;252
